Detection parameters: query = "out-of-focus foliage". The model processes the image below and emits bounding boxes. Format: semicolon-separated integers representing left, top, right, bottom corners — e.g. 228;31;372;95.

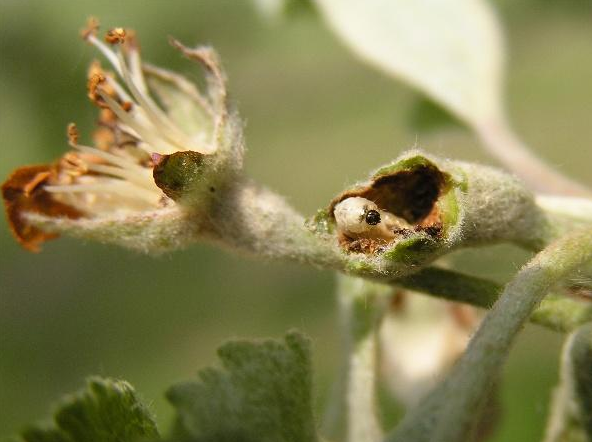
1;1;590;440
20;378;159;442
169;332;317;442
20;333;318;442
315;0;504;128
314;0;590;195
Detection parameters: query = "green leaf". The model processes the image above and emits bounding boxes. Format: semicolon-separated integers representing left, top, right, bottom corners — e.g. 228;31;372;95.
20;377;159;442
167;331;318;442
407;96;462;133
314;0;505;127
252;0;315;22
313;0;591;196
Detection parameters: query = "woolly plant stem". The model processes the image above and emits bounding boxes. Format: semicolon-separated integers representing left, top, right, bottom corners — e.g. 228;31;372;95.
543;322;592;442
536;195;592;226
322;275;391;442
204;179;592;334
203;174;592;270
384;227;592;442
28;153;592;275
204;178;345;268
206;179;592;333
396;267;592;333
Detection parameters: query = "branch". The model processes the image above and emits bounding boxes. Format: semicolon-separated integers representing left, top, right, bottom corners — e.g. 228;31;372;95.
201;151;590;272
26;151;592;333
322;275;390;442
24;151;592;270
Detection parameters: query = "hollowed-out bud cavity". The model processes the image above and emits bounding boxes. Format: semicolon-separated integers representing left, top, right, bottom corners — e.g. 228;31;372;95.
323;153;464;264
313;150;552;271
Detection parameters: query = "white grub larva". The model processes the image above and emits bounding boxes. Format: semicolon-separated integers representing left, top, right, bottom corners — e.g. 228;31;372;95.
333;196;411;241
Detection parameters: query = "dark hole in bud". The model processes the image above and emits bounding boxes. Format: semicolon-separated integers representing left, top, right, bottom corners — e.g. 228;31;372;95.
369;165;444;223
328;162;450;244
365;209;381;225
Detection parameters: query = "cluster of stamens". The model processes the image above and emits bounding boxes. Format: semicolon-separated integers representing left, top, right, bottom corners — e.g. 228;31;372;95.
42;19;215;215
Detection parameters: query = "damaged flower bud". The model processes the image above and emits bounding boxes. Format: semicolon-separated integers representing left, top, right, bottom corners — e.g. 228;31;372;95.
2;19;244;253
324;152;457;258
313;150;559;272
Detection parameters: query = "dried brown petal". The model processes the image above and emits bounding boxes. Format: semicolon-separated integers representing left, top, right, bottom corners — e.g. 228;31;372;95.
2;165;83;252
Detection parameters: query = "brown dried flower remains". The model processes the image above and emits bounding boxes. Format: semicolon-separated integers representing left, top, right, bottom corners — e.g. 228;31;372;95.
2;18;228;252
2;166;83;252
2;21;170;251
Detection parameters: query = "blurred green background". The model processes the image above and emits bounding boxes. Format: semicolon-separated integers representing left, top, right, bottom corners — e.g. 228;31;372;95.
1;0;591;440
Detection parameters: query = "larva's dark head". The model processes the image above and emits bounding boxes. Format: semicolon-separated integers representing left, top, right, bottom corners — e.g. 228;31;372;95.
365;209;381;225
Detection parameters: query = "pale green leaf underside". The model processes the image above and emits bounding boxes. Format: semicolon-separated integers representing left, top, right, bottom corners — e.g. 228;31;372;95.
315;0;505;127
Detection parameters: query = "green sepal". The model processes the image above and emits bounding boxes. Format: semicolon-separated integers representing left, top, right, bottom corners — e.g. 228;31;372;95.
381;234;439;265
153;151;206;201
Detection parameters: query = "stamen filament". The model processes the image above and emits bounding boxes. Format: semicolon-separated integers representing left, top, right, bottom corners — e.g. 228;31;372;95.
46;181;159;205
98;91;179;154
70;142;147;173
127;47;149;95
105;76;133;103
85;163;156;190
87;35;123;77
116;51;194;150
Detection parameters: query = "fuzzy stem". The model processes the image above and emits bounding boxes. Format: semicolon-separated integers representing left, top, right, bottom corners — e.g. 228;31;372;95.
476;119;591;198
201;160;592;278
205;178;346;268
384;228;592;442
543;322;592;442
396;267;592;333
537;195;592;225
322;275;390;442
203;179;591;333
28;154;592;279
